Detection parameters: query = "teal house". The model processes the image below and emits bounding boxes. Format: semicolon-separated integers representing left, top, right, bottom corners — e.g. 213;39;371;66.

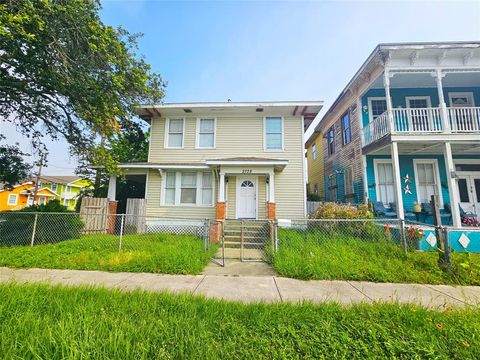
305;42;480;252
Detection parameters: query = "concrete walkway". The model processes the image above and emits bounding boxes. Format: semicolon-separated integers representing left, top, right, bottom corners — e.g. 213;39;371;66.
1;267;479;310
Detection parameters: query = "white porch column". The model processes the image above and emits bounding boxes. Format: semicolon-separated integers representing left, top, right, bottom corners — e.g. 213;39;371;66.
391;142;405;220
443;142;461;227
384;70;395;132
434;69;450;132
107;174;117;201
218;173;225;202
268;171;275;203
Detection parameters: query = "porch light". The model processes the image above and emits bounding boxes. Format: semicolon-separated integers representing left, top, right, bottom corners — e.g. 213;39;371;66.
266;177;269;184
225;176;229;183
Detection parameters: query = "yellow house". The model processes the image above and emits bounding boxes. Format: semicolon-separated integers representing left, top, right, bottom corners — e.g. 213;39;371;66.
305;131;324;200
0;183;58;211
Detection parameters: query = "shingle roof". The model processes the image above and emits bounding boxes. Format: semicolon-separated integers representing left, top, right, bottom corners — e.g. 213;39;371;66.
35;175;81;184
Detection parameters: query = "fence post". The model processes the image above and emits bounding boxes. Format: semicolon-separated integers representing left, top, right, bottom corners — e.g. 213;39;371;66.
203;218;209;252
30;213;38;247
274;221;279;252
118;214;125;251
399;218;407;253
240;220;244;262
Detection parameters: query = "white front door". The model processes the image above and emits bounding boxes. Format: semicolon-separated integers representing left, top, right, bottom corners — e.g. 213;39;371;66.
236;177;257;219
457;175;480;219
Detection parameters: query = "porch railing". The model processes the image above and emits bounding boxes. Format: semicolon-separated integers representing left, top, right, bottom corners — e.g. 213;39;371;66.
448;107;480;132
363;106;480;146
362;111;390;145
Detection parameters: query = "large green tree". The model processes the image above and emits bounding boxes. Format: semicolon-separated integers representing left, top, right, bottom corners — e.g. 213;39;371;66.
0;135;30;189
0;0;165;169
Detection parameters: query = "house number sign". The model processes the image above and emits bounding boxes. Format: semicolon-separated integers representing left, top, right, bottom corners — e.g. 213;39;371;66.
242;169;252;174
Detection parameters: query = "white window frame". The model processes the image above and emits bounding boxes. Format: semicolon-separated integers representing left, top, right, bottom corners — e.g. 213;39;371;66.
65;185;71;193
63;199;69;206
406;96;432;108
448;92;475;107
164;118;185;149
368;97;387;123
373;159;395;206
312;143;317;160
263;116;284;151
51;183;58;193
195;117;216;149
413;159;443;207
160;170;215;207
38;196;47;205
7;194;18;206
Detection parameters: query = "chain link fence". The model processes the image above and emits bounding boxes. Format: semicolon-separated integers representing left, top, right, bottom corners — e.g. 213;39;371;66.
0;212;211;251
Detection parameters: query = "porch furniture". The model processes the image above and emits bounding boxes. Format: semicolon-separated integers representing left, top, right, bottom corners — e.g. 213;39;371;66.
459;205;476;220
373;202;397;218
422;202;452;225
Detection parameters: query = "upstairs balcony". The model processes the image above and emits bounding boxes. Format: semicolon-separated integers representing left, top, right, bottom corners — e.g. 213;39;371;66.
363;106;480;146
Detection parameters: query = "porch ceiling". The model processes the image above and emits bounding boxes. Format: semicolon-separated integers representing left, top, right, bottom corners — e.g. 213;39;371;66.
368;142;480;156
370;70;480;89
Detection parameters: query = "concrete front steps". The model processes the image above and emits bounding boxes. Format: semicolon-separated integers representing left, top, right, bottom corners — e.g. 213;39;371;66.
223;220;272;250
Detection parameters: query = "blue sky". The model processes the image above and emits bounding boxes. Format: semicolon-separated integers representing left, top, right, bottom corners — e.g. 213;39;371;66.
2;0;480;175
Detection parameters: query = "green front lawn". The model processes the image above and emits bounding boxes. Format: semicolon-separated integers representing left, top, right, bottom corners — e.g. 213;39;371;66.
0;234;216;274
0;283;478;359
269;229;480;285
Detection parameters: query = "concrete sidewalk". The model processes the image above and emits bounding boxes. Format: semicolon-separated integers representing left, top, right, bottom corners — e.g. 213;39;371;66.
1;267;479;310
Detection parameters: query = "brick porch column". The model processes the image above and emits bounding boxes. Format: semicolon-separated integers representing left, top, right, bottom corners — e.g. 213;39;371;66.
216;201;226;220
267;202;276;220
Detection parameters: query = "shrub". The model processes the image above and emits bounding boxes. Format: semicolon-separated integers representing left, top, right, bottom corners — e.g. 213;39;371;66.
0;200;84;246
309;202;373;219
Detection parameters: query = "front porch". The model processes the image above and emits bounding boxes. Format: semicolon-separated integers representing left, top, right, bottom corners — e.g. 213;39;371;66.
208;158;288;221
364;140;480;228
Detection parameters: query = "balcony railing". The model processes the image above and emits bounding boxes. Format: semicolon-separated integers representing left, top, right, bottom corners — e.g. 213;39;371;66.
363;106;480;146
448;107;480;132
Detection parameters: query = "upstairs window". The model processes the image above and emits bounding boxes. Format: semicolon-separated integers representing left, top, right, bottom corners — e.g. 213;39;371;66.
197;118;215;148
327;126;335;155
368;98;387;122
265;117;283;150
51;183;58;192
166;118;184;148
312;144;317;160
341;112;351;145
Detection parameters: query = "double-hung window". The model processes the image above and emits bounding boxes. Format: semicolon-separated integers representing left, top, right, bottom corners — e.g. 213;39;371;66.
51;183;57;192
265;117;283;150
312;144;317;160
197;118;215;148
166;118;184;148
327;126;335;155
180;172;197;204
341;112;351;145
7;194;17;206
375;161;395;206
163;171;213;206
414;160;441;205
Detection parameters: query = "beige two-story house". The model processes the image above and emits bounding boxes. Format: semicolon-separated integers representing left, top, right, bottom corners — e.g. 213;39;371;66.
107;102;322;222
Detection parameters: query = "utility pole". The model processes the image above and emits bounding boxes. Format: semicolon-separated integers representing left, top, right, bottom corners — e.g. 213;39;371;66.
32;153;46;205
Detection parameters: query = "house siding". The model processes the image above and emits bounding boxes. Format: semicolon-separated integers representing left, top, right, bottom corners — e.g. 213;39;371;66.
321;102;365;204
306;137;324;199
146;115;305;219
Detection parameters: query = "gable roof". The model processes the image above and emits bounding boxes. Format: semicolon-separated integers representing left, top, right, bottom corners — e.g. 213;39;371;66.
36;175;81;185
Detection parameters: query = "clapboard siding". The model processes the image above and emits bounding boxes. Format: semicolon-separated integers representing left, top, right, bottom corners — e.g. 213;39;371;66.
145;115;305;219
306;136;324;199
